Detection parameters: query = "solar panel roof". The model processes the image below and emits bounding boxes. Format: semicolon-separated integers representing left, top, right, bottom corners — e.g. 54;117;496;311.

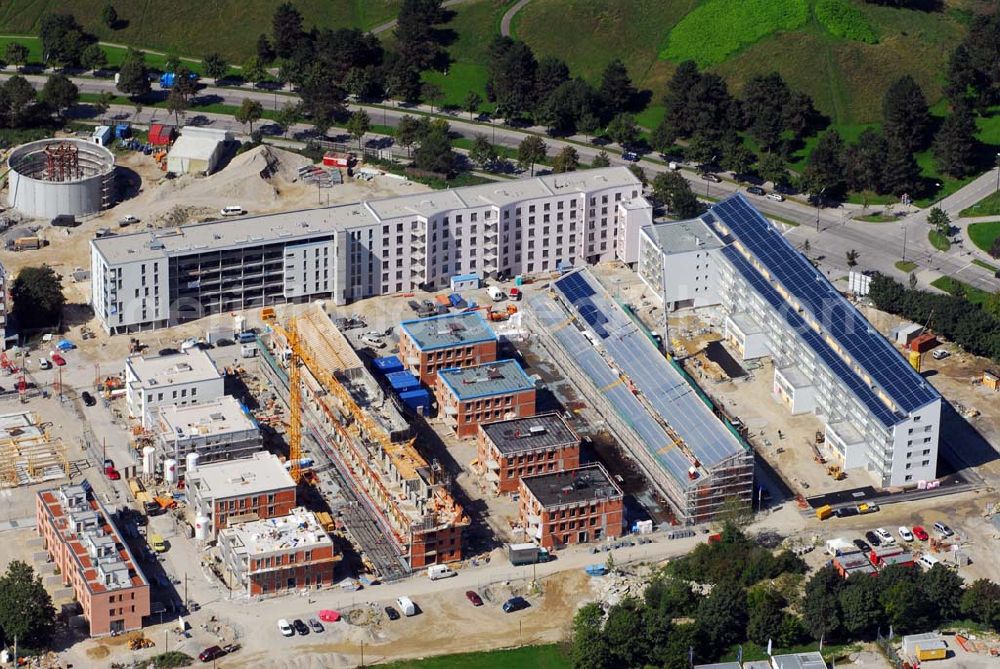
711;195;938;423
547;269;746;478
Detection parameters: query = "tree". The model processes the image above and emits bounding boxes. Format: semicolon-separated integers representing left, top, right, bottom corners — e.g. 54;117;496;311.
274;103;300;138
784;90;821;138
599;58;635;116
846;249;860;268
3;76;38;127
0;560;56;648
933;102;979;178
463;91;482;119
757;151;789;188
132;101;143;121
747;588;786;647
742;72;790;150
242;55;268;88
165;87;188;126
256;34;275;64
802;129;846;198
387;62;422;104
909;272;918;290
552;145;579;173
922;564;963;624
299;63;346;125
962;580;1000;629
272;2;304;59
605;598;647;668
578;110;600;140
164;53;181;73
10;266;64;330
116;48;150;98
486;37;538;120
469;134;497;170
413;121;456;175
517;135;547;176
171;65;198;102
534;56;570;104
92;90;114;121
664;60;703;137
653;171;701;218
606;113;638;148
571;603;610;669
101;4;118;29
202;53;229;81
721;136;756;177
838;576;884;638
928;207;950;231
628;164;647;185
394;0;444;71
592;151;611;168
802;565;844;641
81;43;107;73
396;115;421;156
883;75;931;154
345;66;385;102
39;13;91;67
686;133;721;166
40;73;78;119
234;98;263;134
421;82;444;112
346;109;371;148
696;581;748;650
4;42;28;71
650;119;678;155
844;128;889;194
880;577;930;634
883;139;922;197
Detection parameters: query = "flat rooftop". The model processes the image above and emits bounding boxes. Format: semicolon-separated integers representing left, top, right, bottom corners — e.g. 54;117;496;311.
187;451;295;500
644;217;724;254
400;311;497;351
220;507;331;557
155;395;257;440
771;652;826;669
521;464;622;508
480;413;579;455
438;359;534;400
92;167;641;265
126;348;221;389
777;365;812;389
167;133;221;161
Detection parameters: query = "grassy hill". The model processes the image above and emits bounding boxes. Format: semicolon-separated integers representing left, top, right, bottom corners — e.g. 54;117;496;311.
0;0;400;62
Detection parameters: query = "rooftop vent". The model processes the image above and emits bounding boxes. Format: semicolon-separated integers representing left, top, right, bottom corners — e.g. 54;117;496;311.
528;426;546;435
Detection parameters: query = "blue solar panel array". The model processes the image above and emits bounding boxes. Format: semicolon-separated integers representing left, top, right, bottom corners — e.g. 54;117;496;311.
551;269;745;472
712;195;938;423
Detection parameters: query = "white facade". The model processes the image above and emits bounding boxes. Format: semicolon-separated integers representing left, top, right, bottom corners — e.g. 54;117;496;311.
89;167;650;333
124;349;225;427
153;396;262;474
641;201;941;488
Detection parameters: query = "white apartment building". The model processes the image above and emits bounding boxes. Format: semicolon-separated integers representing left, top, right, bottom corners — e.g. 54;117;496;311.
637;196;941;488
124;349;225;427
90;167;651;333
153;395;262;474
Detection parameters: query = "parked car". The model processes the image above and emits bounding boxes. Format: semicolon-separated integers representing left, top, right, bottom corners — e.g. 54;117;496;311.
932;349;950;360
119;215;140;227
934;522;954;537
50;352;66;366
835;506;859;518
875;528;895;544
898;526;914;542
765;192;785;202
277;619;294;637
396;596;417;617
465;590;484;606
37;358;52;370
912;525;929;541
700;172;722;183
293;619;309;635
307;618;324;633
746;186;766;196
104;465;121;481
159;348;179;356
864;530;881;547
198;646;226;662
853;539;870;553
220;205;245;217
82;391;96;406
857;503;879;514
622;151;639;162
503;596;530;613
384;606;401;621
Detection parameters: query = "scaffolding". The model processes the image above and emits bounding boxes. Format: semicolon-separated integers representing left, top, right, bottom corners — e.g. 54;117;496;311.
0;414;69;488
44;143;82;182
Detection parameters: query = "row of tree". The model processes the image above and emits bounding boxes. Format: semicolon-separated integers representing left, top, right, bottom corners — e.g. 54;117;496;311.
0;561;56;650
0;73;78;129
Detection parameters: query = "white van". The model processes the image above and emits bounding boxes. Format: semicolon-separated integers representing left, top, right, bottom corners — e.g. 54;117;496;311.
220;205;245;217
917;554;940;570
427;565;456;580
396;596;416;616
38;358;52;370
487;286;505;301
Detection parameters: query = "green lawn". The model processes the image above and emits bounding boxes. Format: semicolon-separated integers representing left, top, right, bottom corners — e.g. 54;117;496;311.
857;211;899;222
895;260;918;272
961;191;1000;218
973;259;999;273
931;275;990;306
0;1;400;62
929;230;952;251
968;220;1000;253
378;645;570;669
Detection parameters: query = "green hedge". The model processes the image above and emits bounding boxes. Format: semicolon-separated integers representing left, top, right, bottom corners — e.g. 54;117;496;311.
814;0;879;44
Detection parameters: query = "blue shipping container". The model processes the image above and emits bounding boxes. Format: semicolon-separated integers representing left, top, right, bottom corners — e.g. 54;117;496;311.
373;356;404;375
448;293;463;306
387;371;421;392
399;388;431;411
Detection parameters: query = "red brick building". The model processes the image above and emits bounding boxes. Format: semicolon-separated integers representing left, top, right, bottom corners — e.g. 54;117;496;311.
187;451;296;537
518;464;624;550
36;482;151;636
477;413;581;494
398;311;498;385
434;359;536;438
217;508;340;597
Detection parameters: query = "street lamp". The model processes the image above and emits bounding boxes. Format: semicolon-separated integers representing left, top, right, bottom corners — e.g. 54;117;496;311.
995;152;999;193
815;187;826;232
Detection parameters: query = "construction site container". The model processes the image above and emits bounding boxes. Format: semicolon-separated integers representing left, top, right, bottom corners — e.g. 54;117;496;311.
434;295;451;306
13;236;41;251
92;125;113;146
909;333;938;353
508;543;545;566
399;388;431;412
373;356;404;375
322;152;352;168
148;124;174;146
115;123;130;139
816;505;834;520
984;369;1000;391
387;371;421;392
448;293;464;307
450;273;480;291
915;641;947;660
314;512;335;532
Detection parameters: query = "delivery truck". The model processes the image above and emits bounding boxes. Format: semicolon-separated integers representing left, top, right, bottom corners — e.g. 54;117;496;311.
507;543;551;566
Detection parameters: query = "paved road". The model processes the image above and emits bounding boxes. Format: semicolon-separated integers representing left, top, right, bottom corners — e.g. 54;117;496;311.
500;0;532;37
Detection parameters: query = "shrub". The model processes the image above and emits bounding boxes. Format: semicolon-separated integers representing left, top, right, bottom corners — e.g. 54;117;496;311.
815;0;879;44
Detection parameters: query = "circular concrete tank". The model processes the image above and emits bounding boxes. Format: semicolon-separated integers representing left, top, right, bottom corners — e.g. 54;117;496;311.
7;138;115;219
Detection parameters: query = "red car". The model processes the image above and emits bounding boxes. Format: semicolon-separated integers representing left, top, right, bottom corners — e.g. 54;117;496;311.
198;645;226;662
465;590;483;606
104;465;121;480
912;525;929;541
50;353;66;366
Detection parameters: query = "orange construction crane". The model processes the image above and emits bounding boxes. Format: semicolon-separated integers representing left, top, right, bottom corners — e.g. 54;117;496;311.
284;320;304;483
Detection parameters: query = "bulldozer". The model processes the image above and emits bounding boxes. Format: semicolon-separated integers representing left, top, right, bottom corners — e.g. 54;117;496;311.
127;633;154;650
827;465;845;481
